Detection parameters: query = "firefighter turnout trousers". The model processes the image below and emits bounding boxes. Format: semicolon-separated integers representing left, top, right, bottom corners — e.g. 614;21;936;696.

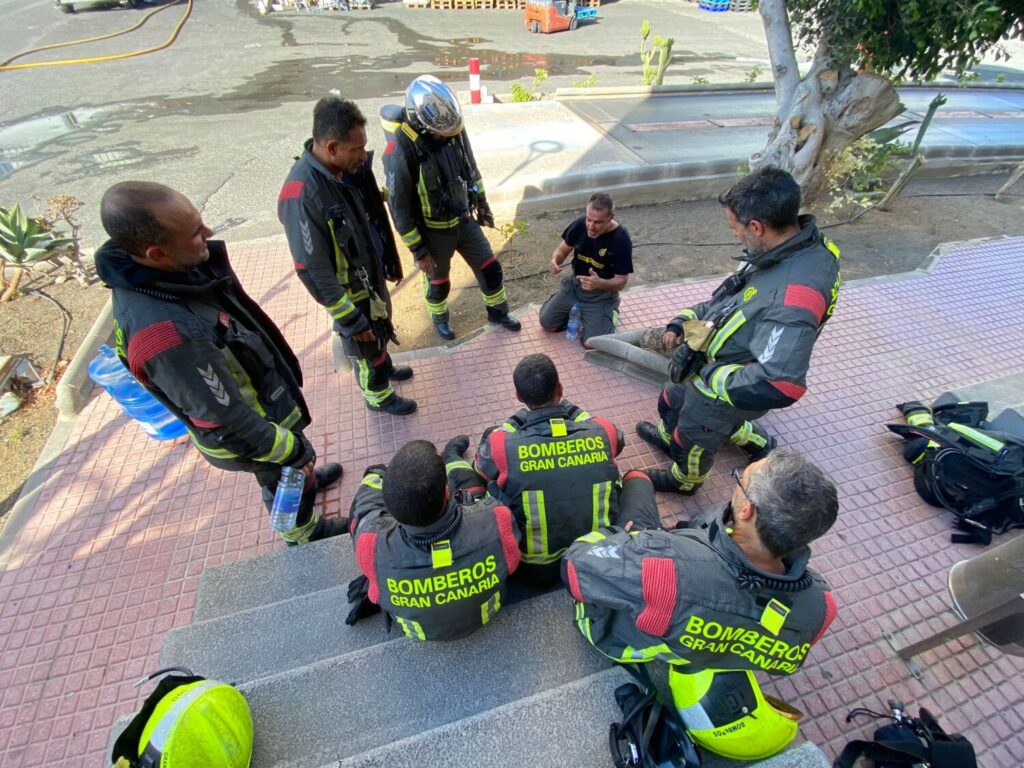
421;218;508;325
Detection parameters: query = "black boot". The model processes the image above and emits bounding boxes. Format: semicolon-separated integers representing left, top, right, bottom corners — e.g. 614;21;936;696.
434;321;455;341
314;462;343;491
645;468;699;496
389;365;414;382
442;434;471;462
636;421;671;456
309;515;350;541
489;313;522;332
368;394;418;416
744;435;777;463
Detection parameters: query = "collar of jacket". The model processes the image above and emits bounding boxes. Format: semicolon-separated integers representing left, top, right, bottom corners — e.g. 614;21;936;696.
513;401;575;428
95;239;234;301
300;138;377;184
695;502;813;590
406;496;461;536
735;214;821;270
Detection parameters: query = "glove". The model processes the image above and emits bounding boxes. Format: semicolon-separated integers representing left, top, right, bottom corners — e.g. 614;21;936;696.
332;313;371;339
667;344;701;384
345;575;382;626
475;201;495;228
285;433;316;469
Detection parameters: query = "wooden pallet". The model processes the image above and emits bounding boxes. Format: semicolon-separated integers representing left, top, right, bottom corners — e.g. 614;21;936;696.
577;0;600;7
492;0;520;8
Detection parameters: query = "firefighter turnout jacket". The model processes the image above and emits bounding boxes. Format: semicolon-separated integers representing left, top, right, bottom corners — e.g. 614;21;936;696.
563;505;837;673
350;467;523;641
384;122;487;257
668;215;841;413
95;240;314;471
278;141;403;339
475;400;624;567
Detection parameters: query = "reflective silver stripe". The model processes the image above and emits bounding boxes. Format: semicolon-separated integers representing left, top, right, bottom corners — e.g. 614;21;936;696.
146;680;220;752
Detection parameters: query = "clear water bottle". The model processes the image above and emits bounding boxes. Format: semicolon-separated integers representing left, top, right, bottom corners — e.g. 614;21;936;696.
87;345;188;441
269;466;305;533
566;303;582;341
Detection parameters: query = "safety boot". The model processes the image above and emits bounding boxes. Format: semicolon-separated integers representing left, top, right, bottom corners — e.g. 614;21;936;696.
744;435;777;463
368;393;418;416
434;321;456;341
636;421;671;456
645;468;699;496
442;434;471;463
389;365;414;382
309;515;350;542
314;462;343;491
488;311;522;332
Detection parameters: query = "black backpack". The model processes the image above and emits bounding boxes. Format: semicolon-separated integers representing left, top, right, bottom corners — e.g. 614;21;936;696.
834;700;976;768
888;396;1024;545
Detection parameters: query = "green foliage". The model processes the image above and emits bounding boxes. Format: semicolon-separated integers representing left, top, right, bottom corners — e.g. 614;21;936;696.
785;0;1023;80
824;135;910;211
532;68;548;92
498;219;529;241
744;64;765;83
0;203;73;302
691;75;710;85
640;20;675;86
572;72;597;88
510;82;532;103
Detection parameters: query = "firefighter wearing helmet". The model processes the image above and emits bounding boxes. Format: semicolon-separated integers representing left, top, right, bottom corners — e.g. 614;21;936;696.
382;75;521;341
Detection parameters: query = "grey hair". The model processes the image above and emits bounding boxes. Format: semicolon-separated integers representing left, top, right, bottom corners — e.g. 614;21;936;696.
744;447;838;557
588;192;614;214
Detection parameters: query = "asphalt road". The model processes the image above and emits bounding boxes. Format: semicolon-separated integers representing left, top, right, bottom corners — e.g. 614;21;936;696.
0;0;770;247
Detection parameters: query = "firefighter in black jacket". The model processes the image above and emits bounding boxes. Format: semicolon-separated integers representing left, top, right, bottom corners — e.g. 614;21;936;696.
95;182;345;544
383;75;521;341
348;440;523;641
564;448;839;760
279;97;416;416
636;167;841;494
471;353;630;585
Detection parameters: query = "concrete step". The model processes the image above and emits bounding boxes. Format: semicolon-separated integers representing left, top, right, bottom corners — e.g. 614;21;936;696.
240;590;610;767
193;534;354;622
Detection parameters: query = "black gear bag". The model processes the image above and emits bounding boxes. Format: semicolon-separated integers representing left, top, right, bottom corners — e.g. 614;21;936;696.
888;396;1024;545
834;700;976;768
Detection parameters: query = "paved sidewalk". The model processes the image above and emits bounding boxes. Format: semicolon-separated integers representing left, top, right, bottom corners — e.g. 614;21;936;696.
2;234;1024;767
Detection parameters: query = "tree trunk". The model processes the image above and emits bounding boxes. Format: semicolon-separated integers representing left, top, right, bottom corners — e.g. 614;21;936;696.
1;267;23;302
754;1;902;203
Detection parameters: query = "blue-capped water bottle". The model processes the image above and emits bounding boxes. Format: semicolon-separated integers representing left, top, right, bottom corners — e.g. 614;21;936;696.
87;344;187;441
269;466;305;533
566;303;582;341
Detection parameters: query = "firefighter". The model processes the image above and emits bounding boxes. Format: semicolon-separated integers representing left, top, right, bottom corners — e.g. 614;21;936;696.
347;440;523;641
539;192;634;345
96;182;346;545
383;74;521;341
278;96;416;416
563;448;838;759
471;353;633;585
636;166;842;494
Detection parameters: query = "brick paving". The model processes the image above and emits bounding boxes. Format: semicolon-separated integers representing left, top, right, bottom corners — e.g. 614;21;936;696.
2;235;1023;766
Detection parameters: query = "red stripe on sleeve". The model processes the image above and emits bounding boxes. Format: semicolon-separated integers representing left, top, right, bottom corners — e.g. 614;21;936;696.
278;180;304;203
384;140;396;156
623;470;650;483
592;417;620;458
493;505;521;573
490;430;509;488
769;380;807;401
355;532;380;604
784;285;826;324
293;261;306;272
661;388;670;406
191;418;221;429
811;591;838;646
635;556;677;636
566;560;583;602
127;321;184;384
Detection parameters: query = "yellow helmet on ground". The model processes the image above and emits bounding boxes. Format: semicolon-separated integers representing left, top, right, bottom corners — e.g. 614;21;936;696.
667;666;802;761
112;668;253;768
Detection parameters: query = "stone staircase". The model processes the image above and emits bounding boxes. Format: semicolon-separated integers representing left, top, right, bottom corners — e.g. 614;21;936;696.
110;535;831;767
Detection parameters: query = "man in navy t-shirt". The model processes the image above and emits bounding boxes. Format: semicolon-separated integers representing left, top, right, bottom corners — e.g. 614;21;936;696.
539;193;633;345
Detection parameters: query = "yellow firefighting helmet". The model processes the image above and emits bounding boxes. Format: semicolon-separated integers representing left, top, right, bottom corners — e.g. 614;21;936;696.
112;668;253;768
667;667;801;761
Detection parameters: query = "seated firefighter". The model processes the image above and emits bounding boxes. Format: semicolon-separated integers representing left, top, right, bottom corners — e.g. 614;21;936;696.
563;448;839;760
469;353;627;584
347;440;522;641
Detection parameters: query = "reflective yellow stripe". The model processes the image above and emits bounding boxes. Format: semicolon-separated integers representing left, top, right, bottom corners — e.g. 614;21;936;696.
220;348;266;417
824;236;841;258
619;643;673;662
354;359;394;406
657;420;672;444
400;228;423;248
361;473;383;490
693;377;718;401
254;424;296;464
675;308;697;322
950;422;1005;452
707;309;746;360
906;412;934;426
522;490;547;558
326;218;349;287
280;405;302;430
326;294;358;321
577;530;606;544
480;591;501;625
279;511;319;544
481;287;507;307
592;481;613;530
709;364;743;404
501;422;517;433
424;216;461;229
397;617;426;641
575;601;594;644
191;435;237;459
574;410;590;422
446;459;473;475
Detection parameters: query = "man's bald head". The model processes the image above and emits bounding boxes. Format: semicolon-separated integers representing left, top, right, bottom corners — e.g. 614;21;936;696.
100;181;178;256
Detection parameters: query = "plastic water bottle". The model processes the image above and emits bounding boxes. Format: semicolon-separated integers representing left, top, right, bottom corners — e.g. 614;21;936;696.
269;466;305;533
566;303;582;341
87;345;187;441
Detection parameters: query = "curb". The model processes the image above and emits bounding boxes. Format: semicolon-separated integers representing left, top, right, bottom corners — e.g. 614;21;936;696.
54;297;112;419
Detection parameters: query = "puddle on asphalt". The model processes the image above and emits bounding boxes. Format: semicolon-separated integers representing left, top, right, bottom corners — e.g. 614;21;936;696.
0;108;106;180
